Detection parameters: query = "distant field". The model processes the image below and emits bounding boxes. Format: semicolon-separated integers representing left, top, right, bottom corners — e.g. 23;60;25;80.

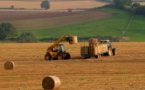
124;15;145;41
19;8;131;39
1;0;145;42
0;1;108;10
0;10;112;30
140;2;145;5
18;7;145;42
0;1;111;31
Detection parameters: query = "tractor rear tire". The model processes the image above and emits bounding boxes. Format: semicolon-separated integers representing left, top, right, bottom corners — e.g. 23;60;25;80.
112;48;116;55
57;54;64;60
107;48;112;56
85;56;90;59
64;53;71;59
45;53;52;60
95;55;98;58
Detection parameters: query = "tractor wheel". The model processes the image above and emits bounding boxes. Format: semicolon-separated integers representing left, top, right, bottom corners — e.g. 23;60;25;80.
57;54;64;60
112;48;116;55
107;48;112;56
85;56;90;59
64;53;71;59
95;55;98;58
45;53;51;60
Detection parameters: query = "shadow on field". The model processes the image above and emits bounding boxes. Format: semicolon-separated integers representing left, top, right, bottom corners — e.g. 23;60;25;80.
70;57;145;64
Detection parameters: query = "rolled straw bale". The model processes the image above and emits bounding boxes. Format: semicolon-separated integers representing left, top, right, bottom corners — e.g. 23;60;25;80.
89;43;99;54
69;36;78;44
4;61;15;70
89;38;98;44
89;38;98;54
42;76;61;90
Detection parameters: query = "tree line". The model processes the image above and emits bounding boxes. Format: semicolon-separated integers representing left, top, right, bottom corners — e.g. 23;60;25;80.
0;23;38;43
113;0;145;15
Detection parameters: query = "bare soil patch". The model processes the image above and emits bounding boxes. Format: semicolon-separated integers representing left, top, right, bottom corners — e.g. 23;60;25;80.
122;37;131;40
0;10;112;22
0;10;112;30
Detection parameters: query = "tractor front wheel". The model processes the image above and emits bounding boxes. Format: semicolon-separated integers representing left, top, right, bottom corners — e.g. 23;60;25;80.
45;53;52;60
64;53;71;59
57;54;64;60
107;48;112;56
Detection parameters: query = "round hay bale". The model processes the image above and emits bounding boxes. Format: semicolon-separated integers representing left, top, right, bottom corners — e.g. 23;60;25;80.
69;36;78;44
4;61;15;70
42;76;61;90
89;38;98;54
89;38;98;44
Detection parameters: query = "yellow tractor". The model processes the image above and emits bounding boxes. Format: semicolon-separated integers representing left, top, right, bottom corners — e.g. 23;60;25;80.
45;36;77;60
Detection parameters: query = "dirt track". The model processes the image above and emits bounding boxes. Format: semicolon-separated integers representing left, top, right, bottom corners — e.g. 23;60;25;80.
0;42;145;89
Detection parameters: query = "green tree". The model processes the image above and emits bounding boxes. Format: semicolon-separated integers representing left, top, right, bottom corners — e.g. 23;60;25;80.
113;0;132;9
40;0;50;10
135;6;145;15
132;3;140;8
17;32;38;43
0;23;17;40
130;3;140;13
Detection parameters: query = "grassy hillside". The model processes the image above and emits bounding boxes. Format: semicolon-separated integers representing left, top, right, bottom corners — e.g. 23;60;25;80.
19;7;145;42
124;15;145;41
19;8;131;40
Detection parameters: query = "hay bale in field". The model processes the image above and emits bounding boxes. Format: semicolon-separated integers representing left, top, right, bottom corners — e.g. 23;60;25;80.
69;36;78;44
89;38;98;44
89;38;98;54
42;76;61;90
4;61;15;70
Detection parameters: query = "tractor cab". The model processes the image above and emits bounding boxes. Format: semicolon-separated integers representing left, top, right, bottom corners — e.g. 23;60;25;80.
53;44;66;53
45;44;70;60
99;40;116;55
99;40;111;48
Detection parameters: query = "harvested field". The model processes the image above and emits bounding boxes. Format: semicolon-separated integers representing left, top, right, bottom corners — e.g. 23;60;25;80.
0;10;112;30
0;42;145;89
0;1;110;30
140;2;145;5
0;10;112;22
0;1;108;10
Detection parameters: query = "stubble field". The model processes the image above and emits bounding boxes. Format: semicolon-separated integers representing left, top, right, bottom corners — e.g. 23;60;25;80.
0;42;145;89
0;1;111;31
140;2;145;5
0;1;108;10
